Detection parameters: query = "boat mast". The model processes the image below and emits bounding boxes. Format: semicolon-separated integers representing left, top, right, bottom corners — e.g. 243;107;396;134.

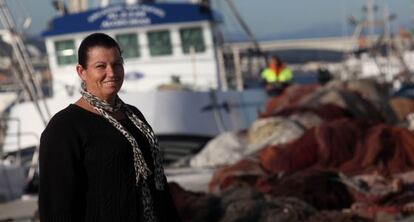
224;0;264;57
0;0;50;126
366;0;376;36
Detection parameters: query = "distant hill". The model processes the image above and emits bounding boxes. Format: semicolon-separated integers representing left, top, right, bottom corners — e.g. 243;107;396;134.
224;20;413;43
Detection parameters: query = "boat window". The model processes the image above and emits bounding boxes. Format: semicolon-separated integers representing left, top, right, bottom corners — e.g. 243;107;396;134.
147;30;172;56
180;27;205;54
54;40;76;65
115;33;140;59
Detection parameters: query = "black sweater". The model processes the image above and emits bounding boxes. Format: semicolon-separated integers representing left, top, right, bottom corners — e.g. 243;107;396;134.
39;104;181;222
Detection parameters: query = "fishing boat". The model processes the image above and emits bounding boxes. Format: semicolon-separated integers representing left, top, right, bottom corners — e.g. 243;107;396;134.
338;0;414;89
2;0;266;164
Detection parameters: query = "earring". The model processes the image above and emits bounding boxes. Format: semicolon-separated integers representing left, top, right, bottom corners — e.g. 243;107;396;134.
81;81;86;90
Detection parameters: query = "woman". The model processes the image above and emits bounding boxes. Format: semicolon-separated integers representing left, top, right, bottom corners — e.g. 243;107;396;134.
39;33;181;222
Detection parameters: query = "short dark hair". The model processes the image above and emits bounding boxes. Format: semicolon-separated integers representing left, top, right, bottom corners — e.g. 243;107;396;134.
78;33;122;68
270;55;282;63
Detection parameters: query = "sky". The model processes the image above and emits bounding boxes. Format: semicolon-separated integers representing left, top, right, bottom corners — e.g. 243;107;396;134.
6;0;413;42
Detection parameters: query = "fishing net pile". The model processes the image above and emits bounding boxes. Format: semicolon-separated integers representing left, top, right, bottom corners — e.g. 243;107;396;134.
171;80;414;222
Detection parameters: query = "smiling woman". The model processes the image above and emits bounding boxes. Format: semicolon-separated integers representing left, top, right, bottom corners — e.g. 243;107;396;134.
38;33;182;222
76;46;125;103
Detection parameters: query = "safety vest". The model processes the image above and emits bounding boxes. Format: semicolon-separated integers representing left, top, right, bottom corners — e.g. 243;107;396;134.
261;67;293;83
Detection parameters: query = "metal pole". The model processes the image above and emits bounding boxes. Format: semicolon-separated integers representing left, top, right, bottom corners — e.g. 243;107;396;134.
189;46;198;86
232;46;243;91
216;46;228;90
16;118;20;165
210;15;228;90
224;0;265;58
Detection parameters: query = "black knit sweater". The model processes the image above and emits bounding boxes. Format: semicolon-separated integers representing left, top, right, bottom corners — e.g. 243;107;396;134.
39;104;181;222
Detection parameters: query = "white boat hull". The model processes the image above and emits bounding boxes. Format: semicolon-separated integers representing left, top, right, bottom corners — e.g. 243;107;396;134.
3;89;266;153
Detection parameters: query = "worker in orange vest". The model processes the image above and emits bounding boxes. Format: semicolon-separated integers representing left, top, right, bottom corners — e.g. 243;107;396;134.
261;55;293;95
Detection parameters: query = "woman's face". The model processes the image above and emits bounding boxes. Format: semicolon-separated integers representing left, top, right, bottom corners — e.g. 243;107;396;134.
77;46;124;103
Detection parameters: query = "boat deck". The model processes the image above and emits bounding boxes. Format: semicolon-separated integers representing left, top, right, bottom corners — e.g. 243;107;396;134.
0;195;37;222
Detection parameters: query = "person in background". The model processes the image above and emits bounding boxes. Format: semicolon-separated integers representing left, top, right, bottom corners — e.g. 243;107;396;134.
260;55;293;95
38;33;181;222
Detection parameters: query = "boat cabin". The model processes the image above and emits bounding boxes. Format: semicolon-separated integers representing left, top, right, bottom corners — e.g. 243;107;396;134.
42;2;219;93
